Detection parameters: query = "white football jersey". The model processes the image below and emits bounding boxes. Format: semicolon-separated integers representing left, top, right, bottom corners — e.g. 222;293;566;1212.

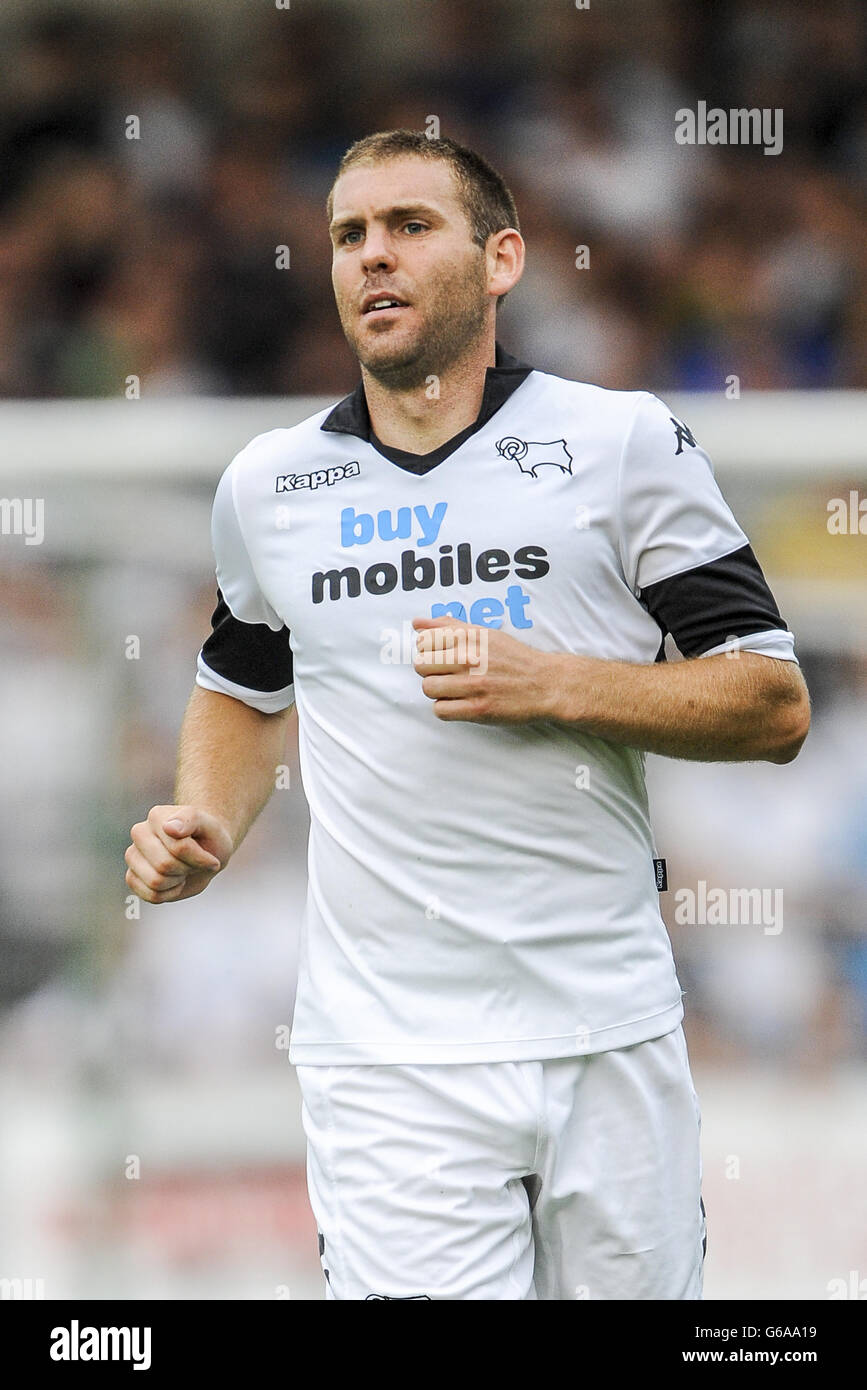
196;345;797;1064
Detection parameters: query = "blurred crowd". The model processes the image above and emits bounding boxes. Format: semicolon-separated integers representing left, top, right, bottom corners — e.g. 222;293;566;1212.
0;0;865;398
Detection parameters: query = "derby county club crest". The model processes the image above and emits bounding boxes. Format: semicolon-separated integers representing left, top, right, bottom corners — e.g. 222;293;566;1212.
497;437;573;477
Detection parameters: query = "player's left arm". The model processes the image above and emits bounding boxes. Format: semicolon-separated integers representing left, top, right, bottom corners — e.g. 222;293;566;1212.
412;391;811;764
411;617;809;763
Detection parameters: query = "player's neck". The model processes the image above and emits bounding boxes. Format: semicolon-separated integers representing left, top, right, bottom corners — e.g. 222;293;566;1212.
361;334;496;456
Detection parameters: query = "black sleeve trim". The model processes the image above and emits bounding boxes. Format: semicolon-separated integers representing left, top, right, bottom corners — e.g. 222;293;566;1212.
637;544;786;658
199;588;293;692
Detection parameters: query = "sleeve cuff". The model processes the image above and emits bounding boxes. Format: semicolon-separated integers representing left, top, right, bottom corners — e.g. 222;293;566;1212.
196;654;296;713
698;629;799;663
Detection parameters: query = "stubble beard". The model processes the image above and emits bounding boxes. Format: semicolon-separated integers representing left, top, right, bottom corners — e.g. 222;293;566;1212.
339;255;490;391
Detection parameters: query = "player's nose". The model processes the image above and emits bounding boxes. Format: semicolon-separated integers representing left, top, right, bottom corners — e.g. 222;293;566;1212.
360;230;397;273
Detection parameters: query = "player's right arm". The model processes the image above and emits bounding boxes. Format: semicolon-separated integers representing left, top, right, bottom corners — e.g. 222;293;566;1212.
126;444;296;904
125;687;293;904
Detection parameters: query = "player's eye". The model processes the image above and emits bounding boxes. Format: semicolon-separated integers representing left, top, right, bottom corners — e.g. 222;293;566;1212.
403;221;427;234
340;229;363;245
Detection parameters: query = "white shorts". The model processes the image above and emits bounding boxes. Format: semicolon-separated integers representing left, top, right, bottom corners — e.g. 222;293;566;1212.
296;1024;705;1300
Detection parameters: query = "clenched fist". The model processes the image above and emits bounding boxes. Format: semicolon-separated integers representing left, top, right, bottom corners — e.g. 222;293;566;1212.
125;805;234;904
412;613;561;723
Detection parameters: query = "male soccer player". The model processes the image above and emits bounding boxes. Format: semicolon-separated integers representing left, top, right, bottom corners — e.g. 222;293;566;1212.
125;131;810;1300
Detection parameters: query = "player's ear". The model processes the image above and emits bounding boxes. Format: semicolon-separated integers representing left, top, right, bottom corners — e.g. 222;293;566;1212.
487;228;524;301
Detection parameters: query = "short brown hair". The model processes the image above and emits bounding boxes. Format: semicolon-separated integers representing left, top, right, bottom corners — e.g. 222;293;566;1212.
326;129;521;250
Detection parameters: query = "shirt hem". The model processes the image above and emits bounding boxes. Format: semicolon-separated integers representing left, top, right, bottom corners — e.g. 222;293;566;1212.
195;657;295;713
287;998;684;1065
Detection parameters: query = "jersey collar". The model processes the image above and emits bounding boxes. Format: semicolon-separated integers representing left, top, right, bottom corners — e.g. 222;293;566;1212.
320;341;534;476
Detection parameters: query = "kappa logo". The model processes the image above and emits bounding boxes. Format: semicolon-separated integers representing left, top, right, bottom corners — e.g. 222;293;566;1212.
496;436;573;477
276;461;360;492
670;417;698;456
